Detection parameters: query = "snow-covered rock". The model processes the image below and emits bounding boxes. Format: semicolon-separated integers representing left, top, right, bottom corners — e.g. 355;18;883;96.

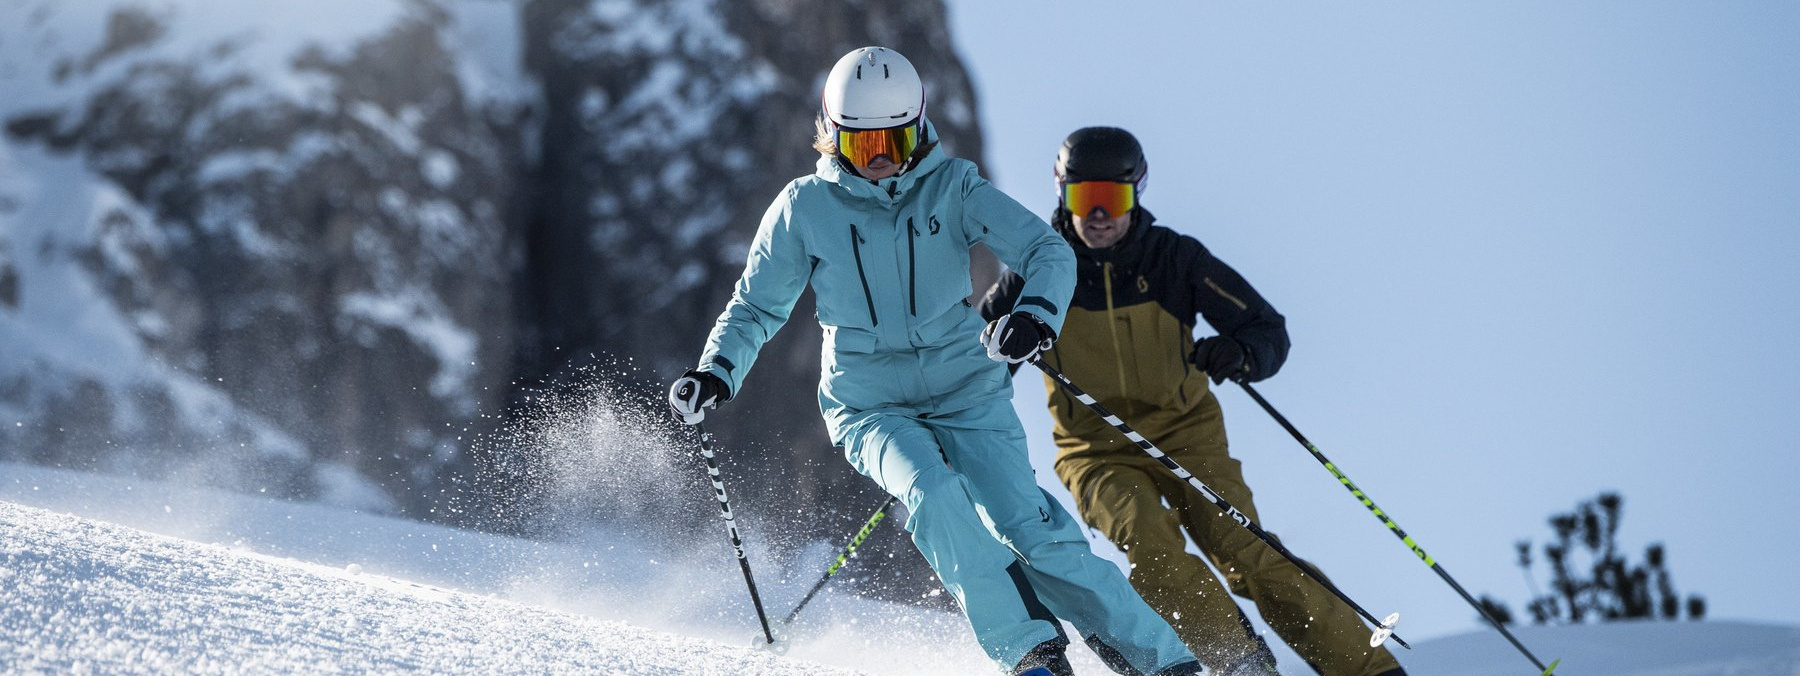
0;0;525;513
0;3;986;598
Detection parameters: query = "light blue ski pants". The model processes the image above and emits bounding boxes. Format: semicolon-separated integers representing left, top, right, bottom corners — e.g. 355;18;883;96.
840;400;1195;674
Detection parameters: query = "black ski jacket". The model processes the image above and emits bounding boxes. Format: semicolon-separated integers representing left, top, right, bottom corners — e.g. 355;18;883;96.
980;208;1289;456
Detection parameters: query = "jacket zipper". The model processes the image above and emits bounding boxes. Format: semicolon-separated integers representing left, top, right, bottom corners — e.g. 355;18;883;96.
850;224;879;326
907;218;918;316
1176;326;1190;405
1102;261;1133;419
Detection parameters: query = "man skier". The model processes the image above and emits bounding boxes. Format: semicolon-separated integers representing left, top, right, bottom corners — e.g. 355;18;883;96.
981;127;1407;676
666;50;1206;676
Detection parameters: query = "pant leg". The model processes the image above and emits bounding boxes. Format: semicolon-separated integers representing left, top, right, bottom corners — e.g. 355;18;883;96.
932;402;1196;675
1056;454;1267;672
1165;392;1402;676
840;411;1062;671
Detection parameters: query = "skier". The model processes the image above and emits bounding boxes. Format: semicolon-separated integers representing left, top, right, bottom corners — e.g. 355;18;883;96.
666;49;1205;676
980;127;1407;676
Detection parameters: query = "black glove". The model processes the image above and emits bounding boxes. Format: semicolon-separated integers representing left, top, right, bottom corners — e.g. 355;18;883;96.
668;369;730;425
1192;336;1251;385
982;311;1056;364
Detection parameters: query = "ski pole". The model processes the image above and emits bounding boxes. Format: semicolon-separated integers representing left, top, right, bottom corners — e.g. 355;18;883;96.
779;495;899;626
695;422;777;646
1237;381;1560;675
1030;357;1409;649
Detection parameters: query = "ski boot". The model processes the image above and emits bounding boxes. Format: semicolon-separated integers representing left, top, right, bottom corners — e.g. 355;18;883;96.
1014;639;1074;676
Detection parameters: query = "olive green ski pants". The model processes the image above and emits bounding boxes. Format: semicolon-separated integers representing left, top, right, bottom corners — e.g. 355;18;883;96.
1053;391;1402;676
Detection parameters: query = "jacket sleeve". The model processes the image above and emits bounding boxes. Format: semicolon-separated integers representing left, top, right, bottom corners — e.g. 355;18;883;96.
959;164;1075;334
977;270;1026;323
1181;236;1290;382
697;186;811;396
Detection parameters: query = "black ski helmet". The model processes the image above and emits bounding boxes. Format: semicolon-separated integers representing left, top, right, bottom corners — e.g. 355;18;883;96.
1055;126;1148;204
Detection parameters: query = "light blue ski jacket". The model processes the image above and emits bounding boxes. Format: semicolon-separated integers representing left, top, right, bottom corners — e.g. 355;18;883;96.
698;134;1074;443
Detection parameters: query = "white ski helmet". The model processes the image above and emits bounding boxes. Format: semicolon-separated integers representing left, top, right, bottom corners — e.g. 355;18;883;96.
822;46;925;131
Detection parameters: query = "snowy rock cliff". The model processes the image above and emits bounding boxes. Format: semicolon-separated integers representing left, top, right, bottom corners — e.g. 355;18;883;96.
2;0;530;513
0;0;985;593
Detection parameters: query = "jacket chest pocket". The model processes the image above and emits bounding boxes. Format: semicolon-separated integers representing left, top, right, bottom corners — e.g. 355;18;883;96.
810;224;888;330
899;211;972;318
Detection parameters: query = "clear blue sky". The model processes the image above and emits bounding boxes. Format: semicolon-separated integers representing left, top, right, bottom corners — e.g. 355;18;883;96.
944;0;1800;647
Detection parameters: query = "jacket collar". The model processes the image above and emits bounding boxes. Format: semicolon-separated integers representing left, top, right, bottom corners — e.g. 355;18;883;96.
816;120;947;207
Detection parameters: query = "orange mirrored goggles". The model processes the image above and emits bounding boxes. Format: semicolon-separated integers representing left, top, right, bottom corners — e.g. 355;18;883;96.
837;123;920;167
1062;181;1137;218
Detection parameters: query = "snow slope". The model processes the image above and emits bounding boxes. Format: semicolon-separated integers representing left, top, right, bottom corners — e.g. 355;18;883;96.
4;462;1797;675
0;499;859;675
0;463;997;675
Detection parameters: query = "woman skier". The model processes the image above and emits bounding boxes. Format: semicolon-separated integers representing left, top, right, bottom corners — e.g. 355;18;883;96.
666;47;1204;676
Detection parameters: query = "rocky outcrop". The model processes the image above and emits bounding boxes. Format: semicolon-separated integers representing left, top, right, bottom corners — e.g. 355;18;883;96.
2;0;986;601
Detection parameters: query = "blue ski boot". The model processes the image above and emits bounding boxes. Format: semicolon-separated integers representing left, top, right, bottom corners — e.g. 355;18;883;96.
1014;639;1074;676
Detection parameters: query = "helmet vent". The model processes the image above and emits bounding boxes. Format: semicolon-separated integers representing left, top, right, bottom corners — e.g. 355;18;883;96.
884;64;890;78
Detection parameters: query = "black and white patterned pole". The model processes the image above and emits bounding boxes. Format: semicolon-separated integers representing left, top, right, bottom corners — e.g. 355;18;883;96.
696;422;777;646
1030;357;1408;650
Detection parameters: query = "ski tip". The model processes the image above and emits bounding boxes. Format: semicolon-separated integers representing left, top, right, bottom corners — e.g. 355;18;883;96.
1539;658;1561;675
